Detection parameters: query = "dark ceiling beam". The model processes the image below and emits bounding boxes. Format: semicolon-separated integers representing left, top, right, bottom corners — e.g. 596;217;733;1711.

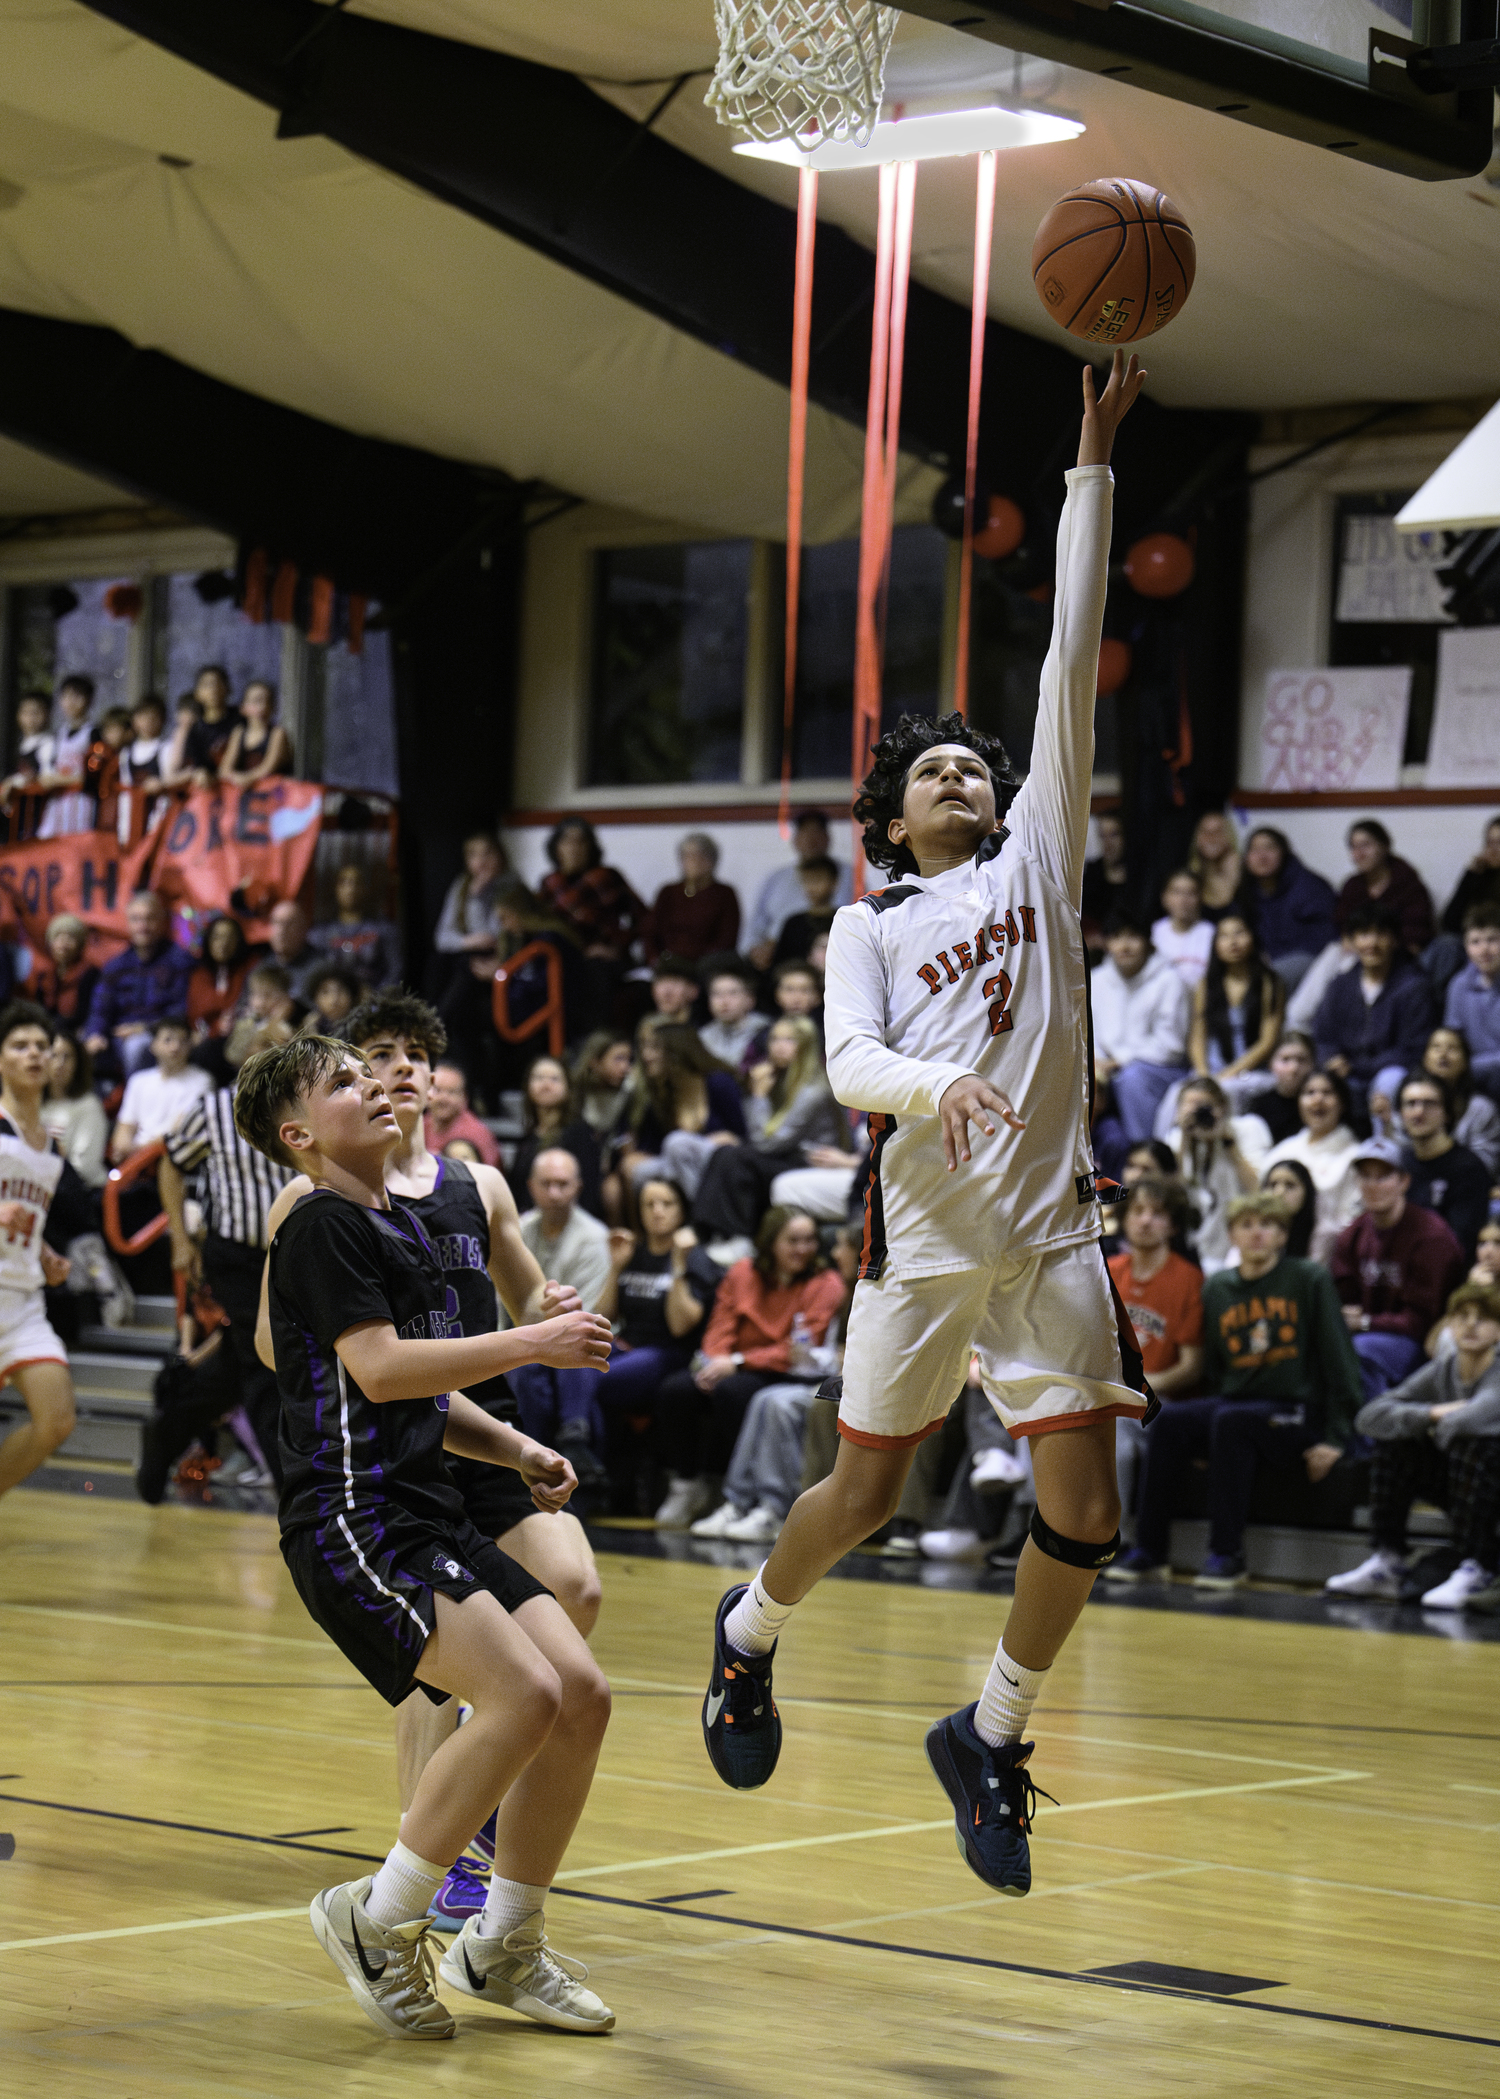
900;1;1493;181
0;305;514;593
80;0;1252;535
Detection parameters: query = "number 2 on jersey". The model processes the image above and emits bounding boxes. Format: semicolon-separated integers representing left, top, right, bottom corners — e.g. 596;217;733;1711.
983;970;1013;1037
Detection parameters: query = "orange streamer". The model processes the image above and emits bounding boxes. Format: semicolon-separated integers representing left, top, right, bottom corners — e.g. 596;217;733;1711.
952;149;997;720
779;163;819;841
850;160;917;896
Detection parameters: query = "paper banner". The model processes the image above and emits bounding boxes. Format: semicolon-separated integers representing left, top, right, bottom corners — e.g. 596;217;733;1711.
150;780;323;936
0;826;161;959
1247;667;1412;793
1425;628;1500;790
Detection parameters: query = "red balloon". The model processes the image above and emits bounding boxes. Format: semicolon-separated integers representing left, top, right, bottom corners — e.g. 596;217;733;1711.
974;495;1024;561
1124;532;1194;599
1096;638;1132;697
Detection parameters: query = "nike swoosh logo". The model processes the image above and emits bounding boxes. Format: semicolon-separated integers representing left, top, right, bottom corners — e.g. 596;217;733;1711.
350;1916;385;1983
705;1689;725;1726
462;1945;486;1991
998;1669;1020;1688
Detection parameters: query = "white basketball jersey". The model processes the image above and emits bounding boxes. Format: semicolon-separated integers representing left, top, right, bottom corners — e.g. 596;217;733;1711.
0;1114;65;1295
824;465;1112;1282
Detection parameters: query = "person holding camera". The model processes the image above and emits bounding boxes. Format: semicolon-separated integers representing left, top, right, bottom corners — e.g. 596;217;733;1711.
1168;1075;1271;1271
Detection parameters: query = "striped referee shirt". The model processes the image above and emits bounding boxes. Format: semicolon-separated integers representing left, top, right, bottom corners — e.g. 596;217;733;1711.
165;1088;291;1249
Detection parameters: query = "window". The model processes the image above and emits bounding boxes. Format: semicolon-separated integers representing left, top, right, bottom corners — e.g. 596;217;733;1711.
154;573;282;705
6;577;135;755
588;540;752;786
792;524;949;776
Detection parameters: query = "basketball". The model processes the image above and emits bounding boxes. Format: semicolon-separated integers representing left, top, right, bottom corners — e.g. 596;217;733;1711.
1031;178;1195;344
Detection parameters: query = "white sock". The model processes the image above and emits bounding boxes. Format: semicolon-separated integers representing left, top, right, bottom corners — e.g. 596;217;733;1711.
724;1562;796;1656
365;1839;447;1926
973;1640;1048;1748
479;1875;550;1941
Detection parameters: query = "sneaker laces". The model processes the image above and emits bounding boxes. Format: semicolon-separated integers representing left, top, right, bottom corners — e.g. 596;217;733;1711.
376;1926;443;2011
500;1922;591;1984
721;1652;775;1730
975;1745;1056;1840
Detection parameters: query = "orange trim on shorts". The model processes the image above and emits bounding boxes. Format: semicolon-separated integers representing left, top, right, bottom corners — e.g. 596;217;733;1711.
1010;1401;1146;1440
0;1353;69;1388
836;1413;948;1452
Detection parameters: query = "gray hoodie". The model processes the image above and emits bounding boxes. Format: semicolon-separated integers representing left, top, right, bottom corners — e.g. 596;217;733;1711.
1355;1352;1500;1448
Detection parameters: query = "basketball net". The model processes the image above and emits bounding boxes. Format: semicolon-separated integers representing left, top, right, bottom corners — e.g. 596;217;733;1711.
706;1;898;149
952;149;997;721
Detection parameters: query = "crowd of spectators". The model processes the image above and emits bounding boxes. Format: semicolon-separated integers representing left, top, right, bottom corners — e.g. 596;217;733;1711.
10;662;1497;1602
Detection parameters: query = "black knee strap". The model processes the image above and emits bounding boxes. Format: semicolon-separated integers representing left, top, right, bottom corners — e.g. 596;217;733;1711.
1029;1507;1121;1570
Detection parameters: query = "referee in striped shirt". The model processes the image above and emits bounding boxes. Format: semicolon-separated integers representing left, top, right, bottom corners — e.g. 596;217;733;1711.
159;1078;292;1484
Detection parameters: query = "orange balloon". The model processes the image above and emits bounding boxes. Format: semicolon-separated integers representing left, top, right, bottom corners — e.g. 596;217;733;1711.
1096;638;1132;697
1124;532;1194;598
974;495;1024;561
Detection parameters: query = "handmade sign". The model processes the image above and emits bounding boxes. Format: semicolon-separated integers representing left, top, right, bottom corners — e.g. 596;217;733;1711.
1425;628;1500;789
1247;668;1412;793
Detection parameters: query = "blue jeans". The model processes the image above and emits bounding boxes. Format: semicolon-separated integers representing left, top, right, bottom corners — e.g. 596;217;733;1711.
509;1343;689;1442
1111;1059;1189;1143
1135;1395;1313;1562
1350;1330;1424;1401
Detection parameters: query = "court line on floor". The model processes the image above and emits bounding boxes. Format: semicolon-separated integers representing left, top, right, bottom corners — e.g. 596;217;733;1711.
608;1680;1361;1776
0;1793;383;1867
553;1884;1500;2052
554;1771;1368;1881
1;1686;391;1750
1040;1830;1500;1915
0;1602;327;1648
0;1908;308;1953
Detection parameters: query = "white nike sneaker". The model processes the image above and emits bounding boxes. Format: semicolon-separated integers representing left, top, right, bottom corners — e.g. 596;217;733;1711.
971;1446;1027;1490
722;1503;781;1543
1420;1557;1495;1610
656;1476;714;1528
308;1877;455;2039
439;1912;615;2031
1324;1548;1404;1598
689;1502;744;1538
918;1528;985;1562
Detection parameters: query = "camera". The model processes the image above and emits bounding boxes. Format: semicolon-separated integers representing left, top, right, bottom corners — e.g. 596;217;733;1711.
1189;1103;1219;1131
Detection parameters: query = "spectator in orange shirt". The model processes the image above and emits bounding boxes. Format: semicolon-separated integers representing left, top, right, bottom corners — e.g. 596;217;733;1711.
1108;1176;1205;1533
654;1206;846;1528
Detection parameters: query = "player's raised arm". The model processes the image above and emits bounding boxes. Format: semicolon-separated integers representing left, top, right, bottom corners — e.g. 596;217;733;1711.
1020;348;1145;908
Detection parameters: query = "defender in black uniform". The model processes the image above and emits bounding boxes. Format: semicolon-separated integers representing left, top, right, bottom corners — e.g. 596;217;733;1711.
256;994;606;1941
240;1032;617;2041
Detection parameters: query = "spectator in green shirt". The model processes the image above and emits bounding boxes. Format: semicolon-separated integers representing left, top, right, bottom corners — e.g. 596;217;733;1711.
1105;1189;1362;1591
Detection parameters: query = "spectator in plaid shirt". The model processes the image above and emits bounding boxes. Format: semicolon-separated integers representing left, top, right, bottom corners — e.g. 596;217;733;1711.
539;820;643;960
540;818;644;1030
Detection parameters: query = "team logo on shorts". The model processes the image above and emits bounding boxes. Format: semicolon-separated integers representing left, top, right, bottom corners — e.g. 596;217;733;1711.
432;1553;474;1583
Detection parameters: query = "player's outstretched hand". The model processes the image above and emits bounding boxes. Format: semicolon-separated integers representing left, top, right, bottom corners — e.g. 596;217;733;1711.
937;1075;1025;1171
537;1309;613;1370
518;1438;578;1513
1077;348;1145;468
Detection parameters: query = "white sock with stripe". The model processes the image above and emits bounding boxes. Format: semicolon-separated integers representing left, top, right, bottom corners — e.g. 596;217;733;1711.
973;1640;1047;1747
365;1839;447;1925
479;1875;551;1940
723;1563;795;1656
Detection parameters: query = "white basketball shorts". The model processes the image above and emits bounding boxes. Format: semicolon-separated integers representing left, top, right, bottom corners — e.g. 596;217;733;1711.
837;1239;1146;1450
0;1286;67;1382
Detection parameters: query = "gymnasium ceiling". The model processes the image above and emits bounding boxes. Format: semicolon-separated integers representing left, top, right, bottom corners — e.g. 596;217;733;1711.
0;0;1497;545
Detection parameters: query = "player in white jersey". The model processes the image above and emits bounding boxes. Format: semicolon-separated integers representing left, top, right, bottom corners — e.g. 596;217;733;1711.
701;352;1155;1896
0;1001;91;1502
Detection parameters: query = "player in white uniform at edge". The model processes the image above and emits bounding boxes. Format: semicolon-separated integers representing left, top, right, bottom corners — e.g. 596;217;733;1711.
701;351;1156;1896
0;1000;95;1505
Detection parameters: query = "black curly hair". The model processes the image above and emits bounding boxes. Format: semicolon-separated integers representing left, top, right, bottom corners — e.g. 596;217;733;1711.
344;987;448;1065
853;712;1019;879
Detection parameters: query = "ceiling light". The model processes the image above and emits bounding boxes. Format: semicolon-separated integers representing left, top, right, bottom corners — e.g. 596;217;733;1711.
734;97;1084;172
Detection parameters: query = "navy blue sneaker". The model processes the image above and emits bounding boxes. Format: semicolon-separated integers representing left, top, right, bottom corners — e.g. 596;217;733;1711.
702;1584;782;1790
925;1702;1051;1896
427;1858;488;1934
1193;1552;1247;1590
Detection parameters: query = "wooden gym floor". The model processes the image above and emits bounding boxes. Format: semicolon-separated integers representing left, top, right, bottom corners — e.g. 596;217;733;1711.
2;1490;1498;2097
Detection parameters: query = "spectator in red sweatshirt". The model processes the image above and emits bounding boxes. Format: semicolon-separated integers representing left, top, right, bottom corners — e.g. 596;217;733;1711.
642;833;740;964
1329;1135;1465;1399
